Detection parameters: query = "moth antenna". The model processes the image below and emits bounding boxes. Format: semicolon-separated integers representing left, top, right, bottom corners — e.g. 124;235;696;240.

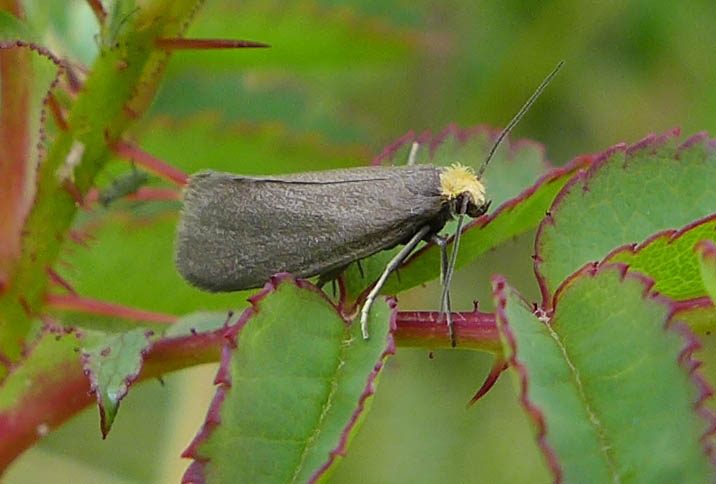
477;60;564;178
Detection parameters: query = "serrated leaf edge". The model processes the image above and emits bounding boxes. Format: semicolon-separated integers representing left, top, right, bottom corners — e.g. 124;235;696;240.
368;123;590;282
603;212;716;267
372;123;551;169
533;128;716;306
504;263;716;482
80;329;154;438
181;273;396;484
307;296;396;483
492;274;563;482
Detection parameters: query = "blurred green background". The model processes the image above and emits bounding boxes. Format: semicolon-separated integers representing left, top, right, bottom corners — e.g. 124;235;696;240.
7;0;716;482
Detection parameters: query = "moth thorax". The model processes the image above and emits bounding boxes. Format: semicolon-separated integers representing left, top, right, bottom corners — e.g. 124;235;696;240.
439;163;486;214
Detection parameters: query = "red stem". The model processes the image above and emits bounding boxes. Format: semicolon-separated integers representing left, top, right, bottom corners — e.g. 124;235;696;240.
46;293;177;324
395;310;500;351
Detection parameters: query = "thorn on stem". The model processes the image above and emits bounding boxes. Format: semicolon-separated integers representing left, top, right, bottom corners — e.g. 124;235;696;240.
467;357;508;407
112;140;188;186
155;38;270;50
85;0;107;24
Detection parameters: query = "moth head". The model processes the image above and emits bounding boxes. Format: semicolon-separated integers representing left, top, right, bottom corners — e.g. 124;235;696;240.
439;163;490;217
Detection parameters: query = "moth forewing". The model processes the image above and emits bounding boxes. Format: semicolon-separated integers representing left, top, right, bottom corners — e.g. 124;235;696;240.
174;165;452;293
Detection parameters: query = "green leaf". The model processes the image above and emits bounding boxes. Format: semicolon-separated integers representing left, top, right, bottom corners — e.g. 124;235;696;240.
184;275;395;483
151;1;417;142
494;266;715;482
135;116;368;176
81;328;154;437
0;12;63;365
605;215;716;300
0;9;35;41
695;240;716;305
0;327;102;466
668;301;716;336
162;311;233;338
536;131;716;302
0;0;203;365
341;126;587;301
181;1;414;71
0;328;84;413
0;320;225;468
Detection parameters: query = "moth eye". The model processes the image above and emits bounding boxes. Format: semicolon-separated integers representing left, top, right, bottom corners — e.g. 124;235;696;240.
466;200;490;218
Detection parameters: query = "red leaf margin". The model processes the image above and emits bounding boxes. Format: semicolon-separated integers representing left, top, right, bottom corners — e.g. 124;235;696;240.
371;123;552;170
0;302;499;472
600;213;716;310
0;40;67;284
543;211;716;334
0;323;227;472
492;275;563;482
181;273;397;484
602;212;716;269
533;128;716;308
694;239;716;263
553;263;716;465
80;328;155;439
495;263;716;483
371;122;593;276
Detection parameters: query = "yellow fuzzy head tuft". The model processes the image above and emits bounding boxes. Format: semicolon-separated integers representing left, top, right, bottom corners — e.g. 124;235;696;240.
439;163;486;207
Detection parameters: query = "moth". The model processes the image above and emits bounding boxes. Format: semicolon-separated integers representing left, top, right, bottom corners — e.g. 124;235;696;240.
174;61;563;346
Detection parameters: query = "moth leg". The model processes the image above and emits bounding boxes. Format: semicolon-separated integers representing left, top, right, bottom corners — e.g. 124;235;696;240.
317;263;350;288
407;141;420;166
361;225;431;340
431;234;449;287
432;234;455;344
441;197;469;347
356;259;365;279
444;291;454;346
